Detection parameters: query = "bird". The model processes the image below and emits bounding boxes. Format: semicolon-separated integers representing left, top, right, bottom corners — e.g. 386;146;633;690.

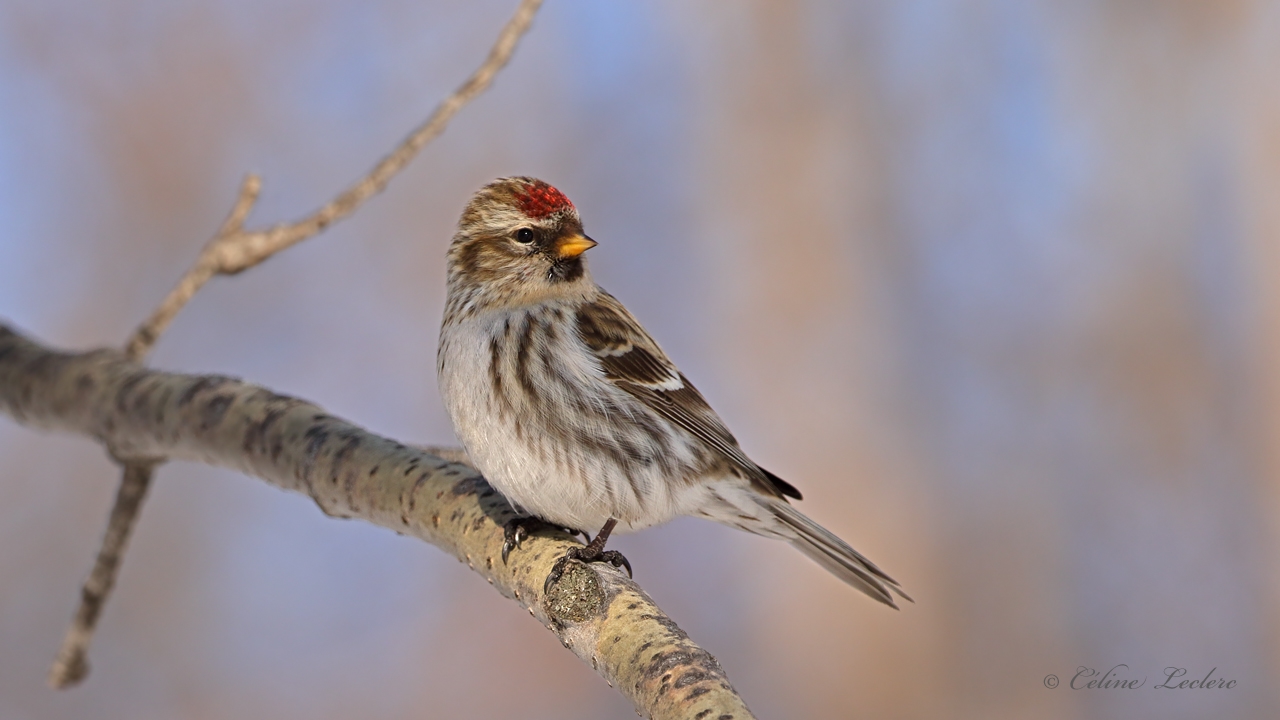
437;176;910;607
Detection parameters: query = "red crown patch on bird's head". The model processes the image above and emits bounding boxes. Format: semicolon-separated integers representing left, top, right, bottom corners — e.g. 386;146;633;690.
514;179;574;219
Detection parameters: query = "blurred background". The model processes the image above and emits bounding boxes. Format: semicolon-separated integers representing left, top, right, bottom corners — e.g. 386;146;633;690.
2;1;1277;718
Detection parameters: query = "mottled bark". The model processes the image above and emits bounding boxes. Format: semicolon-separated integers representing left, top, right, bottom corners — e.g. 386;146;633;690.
0;323;753;720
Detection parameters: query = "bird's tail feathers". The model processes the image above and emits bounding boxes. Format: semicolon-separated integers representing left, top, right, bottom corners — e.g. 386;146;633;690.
769;501;913;609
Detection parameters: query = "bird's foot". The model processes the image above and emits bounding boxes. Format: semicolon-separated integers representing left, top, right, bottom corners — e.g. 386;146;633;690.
544;535;631;594
501;517;587;564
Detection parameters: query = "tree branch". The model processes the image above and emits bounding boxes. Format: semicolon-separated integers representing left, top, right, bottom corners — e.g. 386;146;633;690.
44;0;547;691
45;461;157;688
0;324;757;720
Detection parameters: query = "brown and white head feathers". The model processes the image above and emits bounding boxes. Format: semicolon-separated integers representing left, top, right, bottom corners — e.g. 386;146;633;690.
446;177;595;314
455;177;579;240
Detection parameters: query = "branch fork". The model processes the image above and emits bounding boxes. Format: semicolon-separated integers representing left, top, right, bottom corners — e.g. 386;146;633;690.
1;1;761;717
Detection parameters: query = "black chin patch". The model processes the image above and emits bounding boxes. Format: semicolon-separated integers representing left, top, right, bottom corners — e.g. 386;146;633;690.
548;258;584;283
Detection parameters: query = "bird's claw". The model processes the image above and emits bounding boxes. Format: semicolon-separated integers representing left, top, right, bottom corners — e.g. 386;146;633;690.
600;550;632;578
543;547;632;594
500;521;525;565
502;517;547;564
501;517;587;565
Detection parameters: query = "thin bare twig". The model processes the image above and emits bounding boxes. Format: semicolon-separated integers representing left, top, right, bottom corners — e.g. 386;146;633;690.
123;175;261;362
47;461;157;689
124;0;545;361
54;0;546;690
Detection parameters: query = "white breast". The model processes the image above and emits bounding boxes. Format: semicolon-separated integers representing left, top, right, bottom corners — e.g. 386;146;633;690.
438;305;713;533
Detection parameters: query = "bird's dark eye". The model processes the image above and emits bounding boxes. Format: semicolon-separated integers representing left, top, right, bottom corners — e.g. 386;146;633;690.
515;228;535;244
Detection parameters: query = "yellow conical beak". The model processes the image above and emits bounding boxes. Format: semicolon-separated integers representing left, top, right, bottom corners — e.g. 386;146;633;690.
555;234;597;259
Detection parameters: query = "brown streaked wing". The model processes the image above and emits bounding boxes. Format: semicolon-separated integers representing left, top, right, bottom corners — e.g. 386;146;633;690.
575;293;800;500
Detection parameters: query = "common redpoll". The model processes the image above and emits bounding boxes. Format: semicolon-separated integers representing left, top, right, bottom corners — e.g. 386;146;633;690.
437;177;910;607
